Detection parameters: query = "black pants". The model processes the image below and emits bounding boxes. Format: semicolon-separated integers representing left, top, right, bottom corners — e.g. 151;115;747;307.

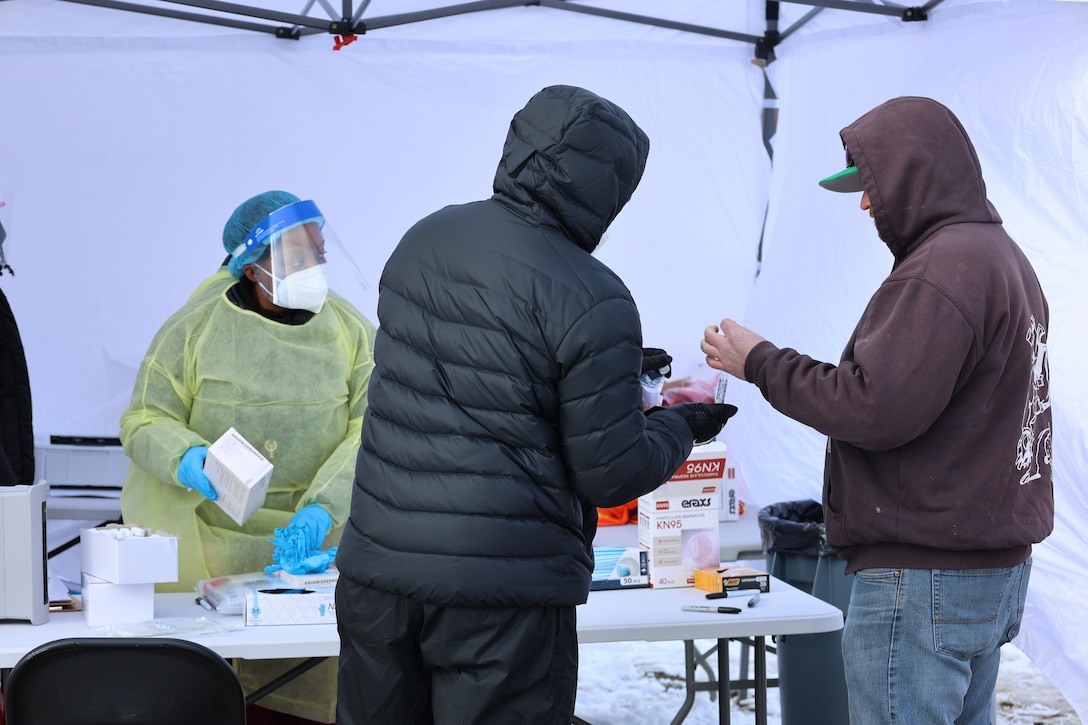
335;577;578;725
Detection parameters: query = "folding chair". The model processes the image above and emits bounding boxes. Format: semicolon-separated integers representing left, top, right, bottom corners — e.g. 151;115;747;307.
4;637;246;725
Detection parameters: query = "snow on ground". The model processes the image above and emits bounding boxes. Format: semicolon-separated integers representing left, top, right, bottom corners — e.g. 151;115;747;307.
575;639;1078;725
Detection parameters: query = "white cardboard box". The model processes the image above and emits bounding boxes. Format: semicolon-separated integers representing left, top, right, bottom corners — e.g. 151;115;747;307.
639;441;727;515
244;587;337;626
80;572;155;626
80;525;179;585
205;427;273;526
638;508;721;589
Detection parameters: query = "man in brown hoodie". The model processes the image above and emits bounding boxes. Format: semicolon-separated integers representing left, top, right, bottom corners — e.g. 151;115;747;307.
702;96;1053;724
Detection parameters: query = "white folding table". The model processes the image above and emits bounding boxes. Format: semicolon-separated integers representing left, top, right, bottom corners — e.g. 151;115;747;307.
1;578;841;725
590;512;771;723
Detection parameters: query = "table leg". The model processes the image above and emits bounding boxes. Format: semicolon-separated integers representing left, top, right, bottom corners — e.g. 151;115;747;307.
754;636;767;725
670;641;700;725
243;656;327;707
718;638;731;725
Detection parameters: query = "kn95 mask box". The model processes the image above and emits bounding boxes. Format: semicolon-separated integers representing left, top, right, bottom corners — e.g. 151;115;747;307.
639;441;727;517
204;427;273;526
638;508;720;589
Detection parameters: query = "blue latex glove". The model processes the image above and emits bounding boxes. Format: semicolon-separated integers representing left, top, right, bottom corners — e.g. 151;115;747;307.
177;446;217;501
290;504;332;551
265;546;338;576
287;547;337;576
265;525;337;575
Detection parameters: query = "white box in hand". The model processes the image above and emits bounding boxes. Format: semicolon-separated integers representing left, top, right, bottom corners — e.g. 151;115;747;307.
204;427;273;526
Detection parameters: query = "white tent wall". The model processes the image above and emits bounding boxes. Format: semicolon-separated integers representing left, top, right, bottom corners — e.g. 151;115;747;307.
0;5;769;436
2;0;1087;717
727;1;1088;717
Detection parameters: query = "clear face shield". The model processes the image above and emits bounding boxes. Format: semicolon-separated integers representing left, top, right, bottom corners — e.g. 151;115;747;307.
232;200;368;314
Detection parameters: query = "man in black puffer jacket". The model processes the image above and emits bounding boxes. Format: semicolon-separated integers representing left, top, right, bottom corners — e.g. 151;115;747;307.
0;225;34;487
335;85;735;724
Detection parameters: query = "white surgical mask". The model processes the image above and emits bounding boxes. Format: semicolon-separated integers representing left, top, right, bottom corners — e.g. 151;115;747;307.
257;264;329;314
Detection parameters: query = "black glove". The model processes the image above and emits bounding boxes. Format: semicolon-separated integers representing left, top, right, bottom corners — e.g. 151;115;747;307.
675;403;739;445
641;347;673;378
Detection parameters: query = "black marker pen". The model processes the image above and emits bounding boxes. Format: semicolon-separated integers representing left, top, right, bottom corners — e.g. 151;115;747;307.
681;605;742;614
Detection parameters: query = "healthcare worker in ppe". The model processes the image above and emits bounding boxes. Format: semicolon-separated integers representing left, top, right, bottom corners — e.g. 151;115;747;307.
119;190;376;725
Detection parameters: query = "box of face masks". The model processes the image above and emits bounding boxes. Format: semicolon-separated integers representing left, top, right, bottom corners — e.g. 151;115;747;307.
590;546;650;591
204;427;273;526
639;441;731;519
638;508;720;589
244;586;337;626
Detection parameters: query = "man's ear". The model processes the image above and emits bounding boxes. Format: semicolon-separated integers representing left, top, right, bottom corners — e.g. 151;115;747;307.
243;264;259;283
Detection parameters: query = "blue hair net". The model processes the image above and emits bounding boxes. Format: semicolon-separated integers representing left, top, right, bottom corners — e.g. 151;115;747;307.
222;190;301;279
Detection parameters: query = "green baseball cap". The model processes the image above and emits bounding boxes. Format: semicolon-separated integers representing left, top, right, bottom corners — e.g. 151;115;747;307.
818;148;864;193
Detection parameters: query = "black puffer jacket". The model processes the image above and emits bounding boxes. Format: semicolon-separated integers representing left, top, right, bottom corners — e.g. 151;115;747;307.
0;285;34;485
338;85;694;607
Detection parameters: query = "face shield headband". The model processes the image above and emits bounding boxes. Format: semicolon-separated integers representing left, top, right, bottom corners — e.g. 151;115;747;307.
231;199;324;269
230;199;372;314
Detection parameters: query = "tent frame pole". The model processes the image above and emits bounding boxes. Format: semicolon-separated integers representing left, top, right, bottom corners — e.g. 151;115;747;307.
55;0;941;44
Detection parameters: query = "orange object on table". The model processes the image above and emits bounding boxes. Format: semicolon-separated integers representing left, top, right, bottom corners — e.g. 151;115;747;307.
597;500;637;526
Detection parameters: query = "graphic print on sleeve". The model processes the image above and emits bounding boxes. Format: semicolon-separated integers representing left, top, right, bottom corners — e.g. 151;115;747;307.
1017;315;1051;486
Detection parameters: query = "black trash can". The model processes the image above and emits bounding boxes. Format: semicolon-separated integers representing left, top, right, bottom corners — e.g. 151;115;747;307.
758;500;851;725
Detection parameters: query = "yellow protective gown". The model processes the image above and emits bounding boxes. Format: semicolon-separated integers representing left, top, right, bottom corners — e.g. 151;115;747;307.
119;268;375;722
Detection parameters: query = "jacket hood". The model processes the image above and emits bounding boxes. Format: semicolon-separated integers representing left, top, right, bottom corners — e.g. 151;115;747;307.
840;96;1002;260
491;85;650;252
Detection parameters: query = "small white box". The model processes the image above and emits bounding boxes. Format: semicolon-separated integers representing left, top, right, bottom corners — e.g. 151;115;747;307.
638;508;720;589
639;441;727;515
80;525;178;585
205;427;273;526
81;572;155;626
244;587;337;626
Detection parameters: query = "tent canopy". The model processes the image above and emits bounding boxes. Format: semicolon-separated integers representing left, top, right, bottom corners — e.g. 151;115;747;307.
2;0;1086;718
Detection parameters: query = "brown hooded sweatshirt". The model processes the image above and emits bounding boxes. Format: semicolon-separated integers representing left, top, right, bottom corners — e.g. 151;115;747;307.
745;96;1053;573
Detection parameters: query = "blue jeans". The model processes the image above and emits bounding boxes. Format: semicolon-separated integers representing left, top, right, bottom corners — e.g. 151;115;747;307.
841;559;1031;725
